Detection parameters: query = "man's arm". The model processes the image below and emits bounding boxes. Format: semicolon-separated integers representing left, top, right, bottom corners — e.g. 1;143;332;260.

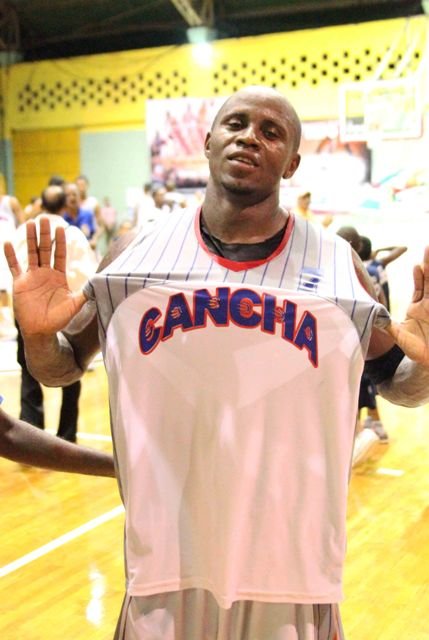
4;217;137;387
0;406;115;477
373;245;407;267
354;247;429;407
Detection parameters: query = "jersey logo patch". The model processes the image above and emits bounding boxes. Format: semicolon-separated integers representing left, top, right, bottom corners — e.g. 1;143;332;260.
299;267;323;291
139;287;318;367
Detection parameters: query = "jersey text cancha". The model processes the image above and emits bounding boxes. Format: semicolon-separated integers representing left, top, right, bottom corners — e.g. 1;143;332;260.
85;208;389;608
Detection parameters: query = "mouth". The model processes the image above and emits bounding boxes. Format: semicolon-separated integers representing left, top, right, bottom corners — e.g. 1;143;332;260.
228;152;259;167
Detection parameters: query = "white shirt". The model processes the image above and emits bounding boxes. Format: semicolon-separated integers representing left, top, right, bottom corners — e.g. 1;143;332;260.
14;213;97;292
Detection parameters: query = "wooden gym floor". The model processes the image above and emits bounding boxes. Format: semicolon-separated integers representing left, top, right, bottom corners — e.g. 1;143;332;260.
0;344;428;639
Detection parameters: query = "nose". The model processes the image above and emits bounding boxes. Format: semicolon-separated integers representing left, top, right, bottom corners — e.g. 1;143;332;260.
236;124;259;147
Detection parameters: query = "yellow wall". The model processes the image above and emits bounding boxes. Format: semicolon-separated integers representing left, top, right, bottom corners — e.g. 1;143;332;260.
0;15;426;204
13;129;79;205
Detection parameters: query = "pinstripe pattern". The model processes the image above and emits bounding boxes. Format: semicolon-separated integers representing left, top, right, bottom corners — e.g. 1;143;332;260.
86;208;388;355
87;207;387;640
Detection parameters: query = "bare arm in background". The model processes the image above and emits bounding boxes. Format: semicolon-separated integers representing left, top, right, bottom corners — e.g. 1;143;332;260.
0;405;115;477
372;245;407;266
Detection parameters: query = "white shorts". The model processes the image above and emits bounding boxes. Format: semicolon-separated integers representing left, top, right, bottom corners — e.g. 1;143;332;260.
114;589;345;640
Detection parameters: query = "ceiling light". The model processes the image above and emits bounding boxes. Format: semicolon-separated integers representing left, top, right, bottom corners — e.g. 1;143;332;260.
186;26;217;44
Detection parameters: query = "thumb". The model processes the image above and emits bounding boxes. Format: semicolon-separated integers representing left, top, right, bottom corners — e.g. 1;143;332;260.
386;320;429;366
71;290;88;314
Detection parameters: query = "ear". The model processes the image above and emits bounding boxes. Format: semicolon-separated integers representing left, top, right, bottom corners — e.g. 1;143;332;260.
282;153;301;180
204;132;211;160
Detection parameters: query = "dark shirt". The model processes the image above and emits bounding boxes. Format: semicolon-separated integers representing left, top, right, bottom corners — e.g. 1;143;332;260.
200;216;286;261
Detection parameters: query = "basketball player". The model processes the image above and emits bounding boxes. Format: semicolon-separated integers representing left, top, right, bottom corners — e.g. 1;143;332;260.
4;86;429;639
0;399;114;477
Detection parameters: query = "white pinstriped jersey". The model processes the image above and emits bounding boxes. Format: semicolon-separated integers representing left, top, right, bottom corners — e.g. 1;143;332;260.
86;208;389;609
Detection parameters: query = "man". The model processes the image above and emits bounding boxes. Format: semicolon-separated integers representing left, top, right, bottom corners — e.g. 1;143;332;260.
13;184;97;443
0;397;114;477
63;181;97;243
133;182;161;232
0;187;24;339
4;86;429;639
75;174;101;222
359;235;407;312
293;190;332;228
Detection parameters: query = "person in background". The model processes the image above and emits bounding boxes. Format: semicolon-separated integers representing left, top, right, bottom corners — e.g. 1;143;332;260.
152;184;170;214
133;182;157;231
359;235;407;312
337;225;388;463
22;176;66;224
293;190;332;228
6;85;429;640
75;174;101;225
164;179;187;212
63;181;97;244
13;184;97;443
0;185;24;340
95;196;118;259
0;396;114;477
23;195;43;221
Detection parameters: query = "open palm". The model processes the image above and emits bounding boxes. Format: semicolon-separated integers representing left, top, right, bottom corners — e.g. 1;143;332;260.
4;217;86;335
387;248;429;367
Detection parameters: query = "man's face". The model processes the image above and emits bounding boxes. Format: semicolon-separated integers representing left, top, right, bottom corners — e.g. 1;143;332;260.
65;184;79;209
204;89;300;201
76;178;87;198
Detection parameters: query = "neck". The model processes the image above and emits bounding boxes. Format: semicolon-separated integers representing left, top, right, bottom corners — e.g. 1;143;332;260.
202;184;288;244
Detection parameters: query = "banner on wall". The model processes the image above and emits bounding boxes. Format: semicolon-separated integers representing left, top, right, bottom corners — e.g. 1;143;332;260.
283;119;371;212
146;97;225;188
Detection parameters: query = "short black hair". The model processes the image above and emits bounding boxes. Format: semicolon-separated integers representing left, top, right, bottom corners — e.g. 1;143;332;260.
48;174;66;187
359;236;372;261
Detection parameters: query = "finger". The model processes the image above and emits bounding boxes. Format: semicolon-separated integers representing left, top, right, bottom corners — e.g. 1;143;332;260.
53;226;66;273
3;241;22;278
412;264;423;303
423;246;429;299
38;216;53;268
26;221;41;270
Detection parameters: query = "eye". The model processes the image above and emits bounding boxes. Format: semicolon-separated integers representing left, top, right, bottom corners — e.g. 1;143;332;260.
225;117;243;130
263;127;280;140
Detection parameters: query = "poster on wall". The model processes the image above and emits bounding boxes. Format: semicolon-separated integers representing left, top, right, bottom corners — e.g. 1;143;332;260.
146;97;225;188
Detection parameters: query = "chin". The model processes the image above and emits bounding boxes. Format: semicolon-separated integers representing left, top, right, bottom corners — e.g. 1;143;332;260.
222;180;255;196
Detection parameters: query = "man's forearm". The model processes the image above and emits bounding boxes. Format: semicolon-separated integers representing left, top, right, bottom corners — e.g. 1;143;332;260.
0;409;115;477
23;301;100;387
378;357;429;407
24;332;85;386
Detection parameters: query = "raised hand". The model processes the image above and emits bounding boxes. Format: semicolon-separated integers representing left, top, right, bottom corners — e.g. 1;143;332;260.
4;216;86;336
387;246;429;366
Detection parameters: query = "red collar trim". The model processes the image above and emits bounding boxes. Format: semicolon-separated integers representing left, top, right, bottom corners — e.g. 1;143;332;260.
194;207;295;273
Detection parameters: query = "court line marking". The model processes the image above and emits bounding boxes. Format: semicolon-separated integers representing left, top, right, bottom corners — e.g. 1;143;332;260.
0;505;124;578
